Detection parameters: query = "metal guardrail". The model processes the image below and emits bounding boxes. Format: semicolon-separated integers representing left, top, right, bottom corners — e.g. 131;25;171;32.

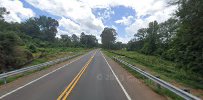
113;56;200;100
0;53;82;84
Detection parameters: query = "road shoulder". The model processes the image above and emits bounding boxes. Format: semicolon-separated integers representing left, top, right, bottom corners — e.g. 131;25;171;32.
104;54;166;100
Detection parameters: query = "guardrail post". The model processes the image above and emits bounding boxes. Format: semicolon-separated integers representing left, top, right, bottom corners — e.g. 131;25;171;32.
3;77;7;84
155;76;161;89
3;72;7;84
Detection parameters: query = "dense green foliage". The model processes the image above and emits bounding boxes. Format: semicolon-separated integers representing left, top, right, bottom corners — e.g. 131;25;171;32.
0;47;87;85
20;16;59;41
100;27;125;50
100;27;117;49
171;0;203;73
80;32;98;48
127;0;203;74
0;7;98;72
0;31;33;71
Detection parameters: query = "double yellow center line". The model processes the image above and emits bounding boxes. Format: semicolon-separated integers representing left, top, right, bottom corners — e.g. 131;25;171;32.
57;51;97;100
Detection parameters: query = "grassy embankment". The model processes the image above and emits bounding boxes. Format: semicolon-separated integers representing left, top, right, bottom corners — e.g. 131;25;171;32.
29;47;88;65
0;48;89;85
103;50;203;99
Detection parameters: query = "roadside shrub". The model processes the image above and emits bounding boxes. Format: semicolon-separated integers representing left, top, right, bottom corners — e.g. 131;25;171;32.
28;44;37;53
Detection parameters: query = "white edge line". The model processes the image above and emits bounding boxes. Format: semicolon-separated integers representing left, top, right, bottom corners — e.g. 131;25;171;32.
0;52;91;99
100;51;132;100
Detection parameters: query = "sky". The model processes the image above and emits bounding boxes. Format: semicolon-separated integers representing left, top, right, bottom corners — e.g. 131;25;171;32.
0;0;177;43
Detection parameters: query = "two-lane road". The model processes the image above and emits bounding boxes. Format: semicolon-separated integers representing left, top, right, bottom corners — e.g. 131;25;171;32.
0;50;130;100
68;50;130;100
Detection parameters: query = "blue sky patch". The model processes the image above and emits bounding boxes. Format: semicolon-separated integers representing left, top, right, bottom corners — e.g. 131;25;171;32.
93;6;135;37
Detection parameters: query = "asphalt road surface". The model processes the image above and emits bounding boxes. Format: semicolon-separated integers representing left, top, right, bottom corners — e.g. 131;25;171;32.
0;50;131;100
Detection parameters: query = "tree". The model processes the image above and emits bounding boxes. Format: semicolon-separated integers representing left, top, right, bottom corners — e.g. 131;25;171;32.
170;0;203;73
127;38;144;51
0;31;33;71
0;7;9;21
20;16;59;41
80;32;87;47
71;34;79;43
20;18;40;38
0;31;19;70
80;32;98;48
61;35;72;47
113;42;125;50
135;28;147;41
141;21;159;55
0;7;10;32
37;16;59;41
85;35;98;48
100;27;117;49
158;18;177;45
71;34;80;47
129;28;148;51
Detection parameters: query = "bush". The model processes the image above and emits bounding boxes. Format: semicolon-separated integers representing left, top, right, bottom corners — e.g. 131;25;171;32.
28;44;37;53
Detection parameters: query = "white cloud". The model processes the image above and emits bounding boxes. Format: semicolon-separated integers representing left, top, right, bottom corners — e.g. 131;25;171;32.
82;0;177;42
83;0;164;16
0;0;35;22
1;0;176;43
83;0;177;35
58;17;80;35
125;19;148;35
57;17;104;43
125;0;177;35
117;37;129;43
116;34;133;43
115;16;134;26
26;0;105;41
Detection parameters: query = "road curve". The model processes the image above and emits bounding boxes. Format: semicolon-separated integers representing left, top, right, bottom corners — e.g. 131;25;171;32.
0;50;130;100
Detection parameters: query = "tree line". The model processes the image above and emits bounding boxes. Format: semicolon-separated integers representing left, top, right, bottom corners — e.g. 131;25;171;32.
127;0;203;74
0;7;98;72
100;0;202;75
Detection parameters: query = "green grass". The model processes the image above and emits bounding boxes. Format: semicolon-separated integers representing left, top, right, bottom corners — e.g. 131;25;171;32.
106;50;203;89
27;47;88;66
103;50;202;99
119;60;183;100
0;74;24;84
